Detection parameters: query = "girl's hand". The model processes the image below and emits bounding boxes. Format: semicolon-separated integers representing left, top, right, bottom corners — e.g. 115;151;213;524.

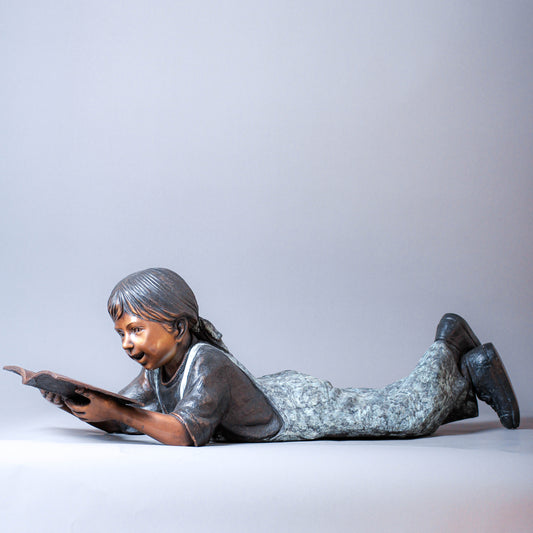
41;390;70;410
65;389;120;423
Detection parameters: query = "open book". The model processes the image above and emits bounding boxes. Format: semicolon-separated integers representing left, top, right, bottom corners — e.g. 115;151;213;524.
4;365;143;406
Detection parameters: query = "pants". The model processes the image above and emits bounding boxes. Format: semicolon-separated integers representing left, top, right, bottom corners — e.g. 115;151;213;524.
257;341;477;441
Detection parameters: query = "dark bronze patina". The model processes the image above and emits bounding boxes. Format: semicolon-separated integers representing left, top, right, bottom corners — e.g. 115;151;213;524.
4;268;520;446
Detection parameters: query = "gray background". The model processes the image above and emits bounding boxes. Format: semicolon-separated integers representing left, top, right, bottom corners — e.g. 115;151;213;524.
2;0;532;422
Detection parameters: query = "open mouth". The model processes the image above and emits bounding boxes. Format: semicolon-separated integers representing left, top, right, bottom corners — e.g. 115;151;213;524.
131;352;145;361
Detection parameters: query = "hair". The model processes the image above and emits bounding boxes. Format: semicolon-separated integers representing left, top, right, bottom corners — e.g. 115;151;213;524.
107;268;228;352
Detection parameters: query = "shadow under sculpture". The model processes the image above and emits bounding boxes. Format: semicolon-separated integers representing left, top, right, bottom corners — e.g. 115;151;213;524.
29;268;522;446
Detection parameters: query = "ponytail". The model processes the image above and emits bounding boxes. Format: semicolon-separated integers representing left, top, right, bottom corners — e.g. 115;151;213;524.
191;316;229;353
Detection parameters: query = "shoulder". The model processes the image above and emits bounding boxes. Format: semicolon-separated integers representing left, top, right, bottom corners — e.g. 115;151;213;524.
189;343;234;371
119;368;155;403
186;343;253;385
120;368;151;391
178;343;235;397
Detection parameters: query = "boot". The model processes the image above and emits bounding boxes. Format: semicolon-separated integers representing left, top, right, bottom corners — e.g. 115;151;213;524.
435;313;481;359
461;343;520;429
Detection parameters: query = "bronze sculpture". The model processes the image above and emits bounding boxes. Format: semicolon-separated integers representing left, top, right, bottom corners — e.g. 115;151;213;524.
8;268;520;445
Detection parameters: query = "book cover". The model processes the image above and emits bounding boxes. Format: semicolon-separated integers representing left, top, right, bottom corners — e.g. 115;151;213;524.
4;366;143;406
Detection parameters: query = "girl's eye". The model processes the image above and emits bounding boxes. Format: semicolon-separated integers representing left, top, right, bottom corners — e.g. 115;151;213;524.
132;327;143;334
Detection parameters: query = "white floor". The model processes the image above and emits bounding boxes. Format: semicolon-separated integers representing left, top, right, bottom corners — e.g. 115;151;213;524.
1;409;532;533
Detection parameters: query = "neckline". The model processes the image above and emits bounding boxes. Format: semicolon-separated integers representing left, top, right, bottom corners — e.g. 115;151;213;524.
159;341;206;387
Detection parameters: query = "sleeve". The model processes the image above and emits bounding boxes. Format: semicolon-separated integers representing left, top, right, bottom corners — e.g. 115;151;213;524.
170;354;231;446
118;369;157;406
116;370;158;434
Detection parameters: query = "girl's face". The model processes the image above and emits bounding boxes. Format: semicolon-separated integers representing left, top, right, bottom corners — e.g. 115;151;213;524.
114;313;179;370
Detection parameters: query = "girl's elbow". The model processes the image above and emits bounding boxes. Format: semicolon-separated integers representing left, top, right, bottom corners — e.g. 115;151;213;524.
161;434;193;446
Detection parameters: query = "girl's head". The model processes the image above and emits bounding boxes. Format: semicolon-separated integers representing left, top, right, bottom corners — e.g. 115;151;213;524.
108;268;227;352
108;268;199;331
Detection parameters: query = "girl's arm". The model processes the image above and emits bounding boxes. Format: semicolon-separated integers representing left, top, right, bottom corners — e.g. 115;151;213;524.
65;389;193;446
41;390;124;433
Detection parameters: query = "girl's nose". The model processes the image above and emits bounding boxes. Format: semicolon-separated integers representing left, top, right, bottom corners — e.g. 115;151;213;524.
122;334;134;351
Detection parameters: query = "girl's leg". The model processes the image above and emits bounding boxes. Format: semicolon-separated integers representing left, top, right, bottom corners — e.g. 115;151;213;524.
262;314;517;441
323;340;471;438
260;340;471;441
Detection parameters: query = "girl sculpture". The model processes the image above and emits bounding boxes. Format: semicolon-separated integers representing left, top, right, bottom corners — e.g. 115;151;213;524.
43;268;520;445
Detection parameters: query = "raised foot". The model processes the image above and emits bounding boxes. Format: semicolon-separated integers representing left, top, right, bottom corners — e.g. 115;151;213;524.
462;343;520;429
435;313;481;357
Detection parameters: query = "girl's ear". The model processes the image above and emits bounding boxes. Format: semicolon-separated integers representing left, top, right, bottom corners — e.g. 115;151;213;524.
174;318;188;341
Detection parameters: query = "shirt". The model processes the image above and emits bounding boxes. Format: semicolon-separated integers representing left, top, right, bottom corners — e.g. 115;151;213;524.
119;342;283;446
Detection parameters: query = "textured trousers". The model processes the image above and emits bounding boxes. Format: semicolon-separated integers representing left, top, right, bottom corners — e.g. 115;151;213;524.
257;341;477;441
